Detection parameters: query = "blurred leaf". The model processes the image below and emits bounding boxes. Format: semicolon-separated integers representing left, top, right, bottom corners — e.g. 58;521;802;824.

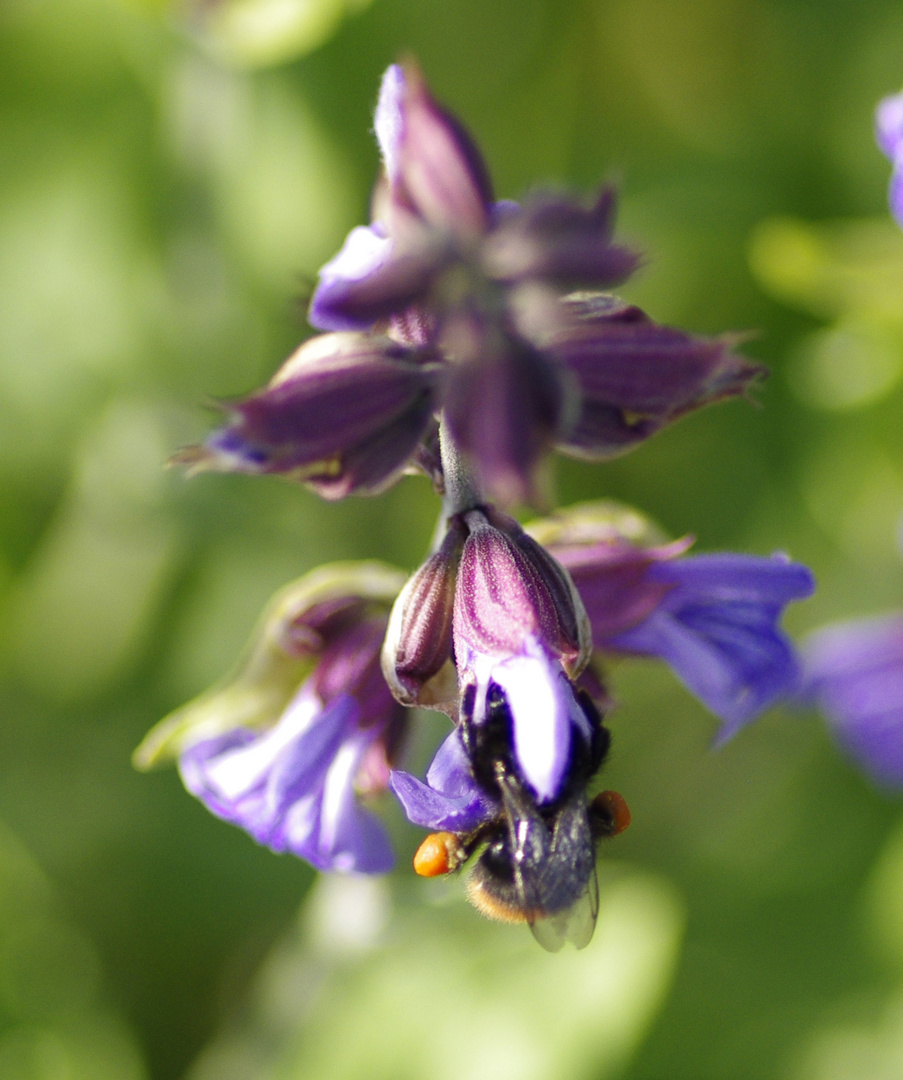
864;816;903;970
800;436;903;562
791;988;903;1080
166;61;359;288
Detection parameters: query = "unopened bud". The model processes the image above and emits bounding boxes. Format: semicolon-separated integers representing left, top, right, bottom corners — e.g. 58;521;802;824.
454;508;591;677
381;521;465;711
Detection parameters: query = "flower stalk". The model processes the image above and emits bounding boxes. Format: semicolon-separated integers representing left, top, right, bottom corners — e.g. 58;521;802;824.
139;61;819;950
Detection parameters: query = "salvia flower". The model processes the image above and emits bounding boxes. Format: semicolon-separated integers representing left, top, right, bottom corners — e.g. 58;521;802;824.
531;501;815;740
546;295;763;462
389;500;814;908
802;613;903;786
384;504;593;802
134;563;407;873
876;90;903;229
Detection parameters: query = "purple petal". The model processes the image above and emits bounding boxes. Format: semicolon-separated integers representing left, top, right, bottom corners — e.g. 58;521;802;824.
179;691;395;872
489;643;588;802
876;92;903;163
375;65;406;182
425;727;477;794
609;554;815;736
803;615;903;786
390;731;495;831
653;554;815;607
179;691;351;841
308;226;394;332
179;729;260;821
303;730;395;873
309;235;443;333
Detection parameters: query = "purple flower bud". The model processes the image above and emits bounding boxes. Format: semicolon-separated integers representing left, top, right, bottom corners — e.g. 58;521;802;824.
876;91;903;229
454;508;588;672
376;62;494;238
381;520;465;710
452;509;592;801
173;333;440;499
441;314;568;506
481;187;640;288
802;614;903;786
547;298;765;461
136;563;408;874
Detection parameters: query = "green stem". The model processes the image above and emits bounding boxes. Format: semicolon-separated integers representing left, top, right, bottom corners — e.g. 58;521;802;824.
437;415;485;531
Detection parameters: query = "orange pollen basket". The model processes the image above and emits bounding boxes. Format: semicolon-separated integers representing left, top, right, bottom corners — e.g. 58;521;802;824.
413;831;465;877
593;789;631;835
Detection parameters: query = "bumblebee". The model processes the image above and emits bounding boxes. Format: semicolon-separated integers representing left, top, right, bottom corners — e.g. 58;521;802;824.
414;682;630;951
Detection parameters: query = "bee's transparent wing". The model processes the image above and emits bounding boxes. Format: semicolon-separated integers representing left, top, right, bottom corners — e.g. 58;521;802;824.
529;864;599;952
496;774;601;951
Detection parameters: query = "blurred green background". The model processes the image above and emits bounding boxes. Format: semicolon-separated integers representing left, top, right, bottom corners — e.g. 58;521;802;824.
3;0;903;1077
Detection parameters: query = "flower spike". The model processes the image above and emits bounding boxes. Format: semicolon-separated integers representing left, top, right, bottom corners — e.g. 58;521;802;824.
141;60;819;951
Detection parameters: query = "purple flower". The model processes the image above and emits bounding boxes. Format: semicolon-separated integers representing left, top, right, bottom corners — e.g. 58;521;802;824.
547;296;764;462
380;517;465;710
174;63;763;509
876;91;903;228
383;504;593;802
802;614;903;786
538;503;815;739
180;688;395;873
135;563;408;873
